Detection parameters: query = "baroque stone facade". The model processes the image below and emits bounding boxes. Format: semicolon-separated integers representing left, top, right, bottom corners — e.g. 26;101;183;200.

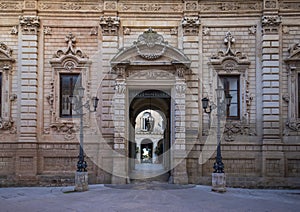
0;0;300;188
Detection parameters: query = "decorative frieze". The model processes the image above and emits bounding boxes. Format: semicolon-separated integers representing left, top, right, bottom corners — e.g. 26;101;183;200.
118;2;183;13
199;1;262;13
181;16;201;36
140;3;161;12
19;16;40;35
38;2;103;11
99;16;120;36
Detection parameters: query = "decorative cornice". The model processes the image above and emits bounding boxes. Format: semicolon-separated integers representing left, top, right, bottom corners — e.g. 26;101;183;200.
99;16;120;36
19;16;40;35
181;16;201;36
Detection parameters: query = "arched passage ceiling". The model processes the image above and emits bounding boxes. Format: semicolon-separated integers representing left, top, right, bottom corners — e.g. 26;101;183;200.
110;28;191;70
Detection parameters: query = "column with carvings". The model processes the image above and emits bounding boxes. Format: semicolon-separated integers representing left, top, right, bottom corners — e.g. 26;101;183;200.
173;66;189;184
18;15;40;142
261;0;285;178
111;66;127;184
261;0;281;142
179;1;201;184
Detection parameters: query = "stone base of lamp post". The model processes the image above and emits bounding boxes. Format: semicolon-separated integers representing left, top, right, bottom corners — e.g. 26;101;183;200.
75;171;88;192
212;173;226;193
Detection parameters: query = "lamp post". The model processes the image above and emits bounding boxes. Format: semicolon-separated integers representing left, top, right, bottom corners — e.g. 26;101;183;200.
201;85;232;192
71;86;99;192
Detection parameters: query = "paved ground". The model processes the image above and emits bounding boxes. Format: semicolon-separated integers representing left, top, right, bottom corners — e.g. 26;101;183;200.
0;183;299;212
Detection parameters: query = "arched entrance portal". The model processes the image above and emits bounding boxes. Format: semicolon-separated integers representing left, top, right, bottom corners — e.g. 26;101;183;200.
129;90;171;181
110;28;191;184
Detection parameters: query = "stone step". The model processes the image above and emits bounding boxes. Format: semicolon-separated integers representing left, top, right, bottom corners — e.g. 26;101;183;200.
129;163;170;183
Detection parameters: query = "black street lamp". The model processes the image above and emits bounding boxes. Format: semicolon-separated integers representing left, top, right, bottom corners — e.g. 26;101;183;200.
71;86;99;173
201;86;232;174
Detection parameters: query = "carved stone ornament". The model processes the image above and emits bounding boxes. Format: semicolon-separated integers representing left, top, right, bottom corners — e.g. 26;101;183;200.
134;28;168;60
286;119;300;132
115;81;126;95
50;122;79;141
262;15;281;34
99;16;120;36
224;118;256;142
19;16;40;35
210;32;250;72
262;15;281;27
52;32;88;60
0;42;12;58
181;16;201;35
0;117;14;131
10;26;18;35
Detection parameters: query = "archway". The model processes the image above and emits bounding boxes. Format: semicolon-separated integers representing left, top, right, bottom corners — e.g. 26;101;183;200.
129;89;171;181
110;28;191;184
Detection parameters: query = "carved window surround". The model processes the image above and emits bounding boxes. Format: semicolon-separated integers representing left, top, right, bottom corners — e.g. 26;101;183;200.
49;33;92;140
285;42;300;132
0;42;16;133
208;32;254;141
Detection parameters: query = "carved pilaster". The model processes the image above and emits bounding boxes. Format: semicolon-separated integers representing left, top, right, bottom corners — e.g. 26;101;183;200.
181;16;200;36
99;16;120;36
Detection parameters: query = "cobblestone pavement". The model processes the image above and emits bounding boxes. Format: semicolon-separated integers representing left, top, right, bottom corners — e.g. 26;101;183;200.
0;183;299;212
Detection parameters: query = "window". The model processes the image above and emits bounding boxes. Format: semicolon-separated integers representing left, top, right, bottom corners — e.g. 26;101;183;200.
59;74;80;117
220;75;240;119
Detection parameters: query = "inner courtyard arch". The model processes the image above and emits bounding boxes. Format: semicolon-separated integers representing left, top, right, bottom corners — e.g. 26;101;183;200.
129;90;171;181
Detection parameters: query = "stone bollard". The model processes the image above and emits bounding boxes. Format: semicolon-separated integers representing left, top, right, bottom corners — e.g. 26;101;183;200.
212;173;226;193
75;172;88;192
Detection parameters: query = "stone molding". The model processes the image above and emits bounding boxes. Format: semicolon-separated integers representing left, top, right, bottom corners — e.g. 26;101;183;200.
99;16;120;36
19;16;40;35
0;42;16;134
284;42;300;132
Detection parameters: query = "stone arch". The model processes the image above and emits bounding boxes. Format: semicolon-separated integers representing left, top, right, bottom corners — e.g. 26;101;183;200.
109;29;191;184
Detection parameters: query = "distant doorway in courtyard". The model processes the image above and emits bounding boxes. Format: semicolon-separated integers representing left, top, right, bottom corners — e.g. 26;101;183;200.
129;89;171;181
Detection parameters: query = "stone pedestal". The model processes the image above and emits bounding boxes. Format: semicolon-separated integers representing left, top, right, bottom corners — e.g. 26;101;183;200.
75;172;88;192
212;173;226;192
